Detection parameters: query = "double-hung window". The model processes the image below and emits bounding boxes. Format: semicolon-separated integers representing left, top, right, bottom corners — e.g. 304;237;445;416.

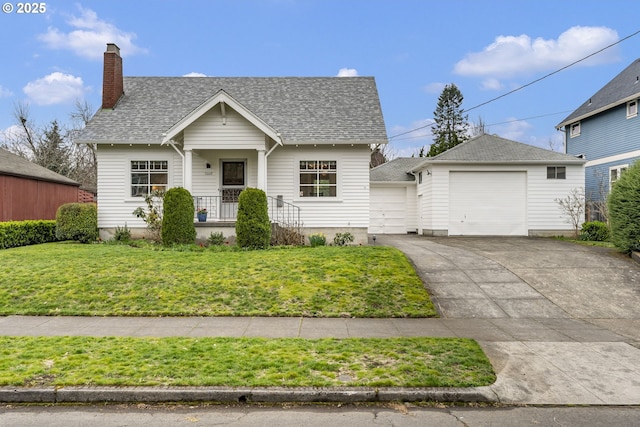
610;164;628;189
547;166;566;179
299;160;337;197
569;122;581;138
627;100;638;118
131;160;168;197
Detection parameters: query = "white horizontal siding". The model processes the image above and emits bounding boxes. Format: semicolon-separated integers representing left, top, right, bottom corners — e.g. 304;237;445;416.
425;163;585;233
184;107;266;150
96;144;182;229
268;145;370;227
190;150;259;197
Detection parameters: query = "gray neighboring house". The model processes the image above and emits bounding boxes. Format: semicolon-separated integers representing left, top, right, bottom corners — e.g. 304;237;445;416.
370;134;586;236
76;44;388;244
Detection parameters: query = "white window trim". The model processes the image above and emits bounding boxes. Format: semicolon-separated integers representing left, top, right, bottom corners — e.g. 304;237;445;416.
127;158;172;201
546;166;566;180
569;122;581;138
609;164;629;190
627;99;638;119
294;159;342;202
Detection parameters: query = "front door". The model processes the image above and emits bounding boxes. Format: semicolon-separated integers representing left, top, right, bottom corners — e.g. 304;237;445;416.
221;160;245;219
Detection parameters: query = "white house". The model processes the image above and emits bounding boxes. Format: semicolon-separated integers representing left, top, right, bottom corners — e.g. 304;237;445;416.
77;44;388;244
370;134;586;236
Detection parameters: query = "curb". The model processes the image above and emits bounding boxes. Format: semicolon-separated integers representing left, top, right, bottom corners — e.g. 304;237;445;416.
0;386;498;404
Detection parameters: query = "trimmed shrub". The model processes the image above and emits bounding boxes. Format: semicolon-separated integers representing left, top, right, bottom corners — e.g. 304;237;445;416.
55;203;98;243
207;231;226;246
580;221;610;242
608;161;640;253
236;188;271;249
161;187;196;246
0;220;57;249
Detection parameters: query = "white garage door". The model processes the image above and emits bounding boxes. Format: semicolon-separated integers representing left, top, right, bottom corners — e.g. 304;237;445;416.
370;186;407;234
449;171;527;236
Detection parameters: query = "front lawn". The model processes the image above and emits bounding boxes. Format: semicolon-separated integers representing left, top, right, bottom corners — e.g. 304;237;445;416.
0;336;495;388
0;243;436;317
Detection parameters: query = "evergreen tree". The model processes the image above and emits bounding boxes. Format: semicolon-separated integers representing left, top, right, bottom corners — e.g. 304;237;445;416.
428;84;469;157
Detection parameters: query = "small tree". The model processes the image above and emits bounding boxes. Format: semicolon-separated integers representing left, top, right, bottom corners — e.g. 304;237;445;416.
236;188;271;249
608;162;640;253
555;187;585;238
161;187;196;246
428;83;469;157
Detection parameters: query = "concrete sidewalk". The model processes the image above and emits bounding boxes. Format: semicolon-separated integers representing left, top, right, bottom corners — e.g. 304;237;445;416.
2;235;640;405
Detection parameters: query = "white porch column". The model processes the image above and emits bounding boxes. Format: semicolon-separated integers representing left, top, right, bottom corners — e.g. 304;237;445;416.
257;148;266;191
184;148;193;192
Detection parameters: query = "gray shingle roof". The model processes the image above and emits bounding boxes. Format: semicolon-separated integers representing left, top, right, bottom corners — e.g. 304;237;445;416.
557;58;640;128
0;148;79;185
412;134;585;168
370;157;424;182
77;77;388;144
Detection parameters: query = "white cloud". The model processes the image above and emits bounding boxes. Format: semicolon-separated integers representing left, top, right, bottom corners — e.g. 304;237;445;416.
23;72;85;105
38;6;146;60
183;72;207;77
454;26;620;79
337;68;359;77
0;85;13;98
423;82;446;94
480;78;503;91
493;119;534;142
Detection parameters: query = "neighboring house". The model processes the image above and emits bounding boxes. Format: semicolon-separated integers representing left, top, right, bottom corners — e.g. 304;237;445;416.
556;58;640;220
370;134;586;236
0;148;80;222
76;44;387;244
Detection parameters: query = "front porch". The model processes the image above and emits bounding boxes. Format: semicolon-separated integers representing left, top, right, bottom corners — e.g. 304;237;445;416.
192;195;301;228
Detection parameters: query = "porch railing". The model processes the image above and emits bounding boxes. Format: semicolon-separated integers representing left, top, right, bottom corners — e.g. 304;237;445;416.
192;195;301;229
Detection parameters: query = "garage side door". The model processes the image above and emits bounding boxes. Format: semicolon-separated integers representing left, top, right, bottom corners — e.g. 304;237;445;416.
369;187;407;234
449;171;527;236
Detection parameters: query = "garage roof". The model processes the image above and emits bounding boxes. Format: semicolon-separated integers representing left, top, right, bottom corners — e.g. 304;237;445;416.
0;148;79;186
411;134;586;169
370;157;424;182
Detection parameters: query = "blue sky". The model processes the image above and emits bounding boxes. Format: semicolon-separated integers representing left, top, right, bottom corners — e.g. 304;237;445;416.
1;0;639;157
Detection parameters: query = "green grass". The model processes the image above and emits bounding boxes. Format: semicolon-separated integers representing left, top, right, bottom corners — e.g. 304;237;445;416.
0;336;495;388
0;242;436;317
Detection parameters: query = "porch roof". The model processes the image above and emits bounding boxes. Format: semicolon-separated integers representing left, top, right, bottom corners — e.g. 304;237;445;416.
77;77;388;146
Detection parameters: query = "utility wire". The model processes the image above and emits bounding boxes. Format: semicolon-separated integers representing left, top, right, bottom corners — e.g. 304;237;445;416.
388;29;640;141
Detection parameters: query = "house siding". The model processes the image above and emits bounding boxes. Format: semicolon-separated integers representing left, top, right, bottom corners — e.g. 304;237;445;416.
566;104;640;160
0;175;79;221
184;107;266;150
267;145;370;228
96;144;182;229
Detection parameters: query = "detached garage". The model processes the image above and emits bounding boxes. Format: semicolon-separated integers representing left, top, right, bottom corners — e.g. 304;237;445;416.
370;134;586;237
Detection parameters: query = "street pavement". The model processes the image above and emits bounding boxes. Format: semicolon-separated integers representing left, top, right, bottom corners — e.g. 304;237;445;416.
1;235;640;405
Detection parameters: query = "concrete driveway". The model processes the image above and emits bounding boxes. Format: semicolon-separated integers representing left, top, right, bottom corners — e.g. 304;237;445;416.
377;234;640;405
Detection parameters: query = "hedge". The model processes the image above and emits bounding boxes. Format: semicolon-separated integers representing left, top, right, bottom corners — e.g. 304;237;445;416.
0;220;58;249
236;188;271;249
161;187;196;246
55;203;98;243
608;161;640;253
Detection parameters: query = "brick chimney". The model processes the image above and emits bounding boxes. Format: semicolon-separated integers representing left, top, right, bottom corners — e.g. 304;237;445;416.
102;43;123;109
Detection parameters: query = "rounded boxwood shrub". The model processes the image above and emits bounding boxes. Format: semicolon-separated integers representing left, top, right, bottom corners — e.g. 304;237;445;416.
580;221;610;242
235;188;271;249
55;203;98;243
161;187;196;246
608;162;640;253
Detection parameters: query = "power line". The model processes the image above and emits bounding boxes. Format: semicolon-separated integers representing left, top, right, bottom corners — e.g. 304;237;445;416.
390;110;573;142
388;28;640;141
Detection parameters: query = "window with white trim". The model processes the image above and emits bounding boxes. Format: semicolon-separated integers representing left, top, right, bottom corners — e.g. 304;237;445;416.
547;166;566;179
569;122;581;138
627;100;638;118
131;160;168;197
609;164;628;189
299;160;337;197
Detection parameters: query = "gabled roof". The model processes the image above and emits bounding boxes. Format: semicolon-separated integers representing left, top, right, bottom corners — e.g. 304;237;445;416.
370;157;424;182
411;134;585;170
557;58;640;128
77;77;388;145
0;148;79;185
